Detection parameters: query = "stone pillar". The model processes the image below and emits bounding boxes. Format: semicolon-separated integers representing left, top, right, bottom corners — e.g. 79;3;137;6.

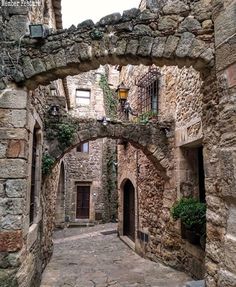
204;1;236;286
0;85;28;286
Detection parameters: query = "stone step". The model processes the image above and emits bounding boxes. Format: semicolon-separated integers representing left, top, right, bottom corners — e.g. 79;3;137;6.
184;280;205;287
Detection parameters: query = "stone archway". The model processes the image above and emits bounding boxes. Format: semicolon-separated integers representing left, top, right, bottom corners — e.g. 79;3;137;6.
0;1;214;91
46;119;173;179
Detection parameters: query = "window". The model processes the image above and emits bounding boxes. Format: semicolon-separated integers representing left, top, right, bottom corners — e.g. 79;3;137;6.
76;142;89;153
75;89;90;105
137;68;160;114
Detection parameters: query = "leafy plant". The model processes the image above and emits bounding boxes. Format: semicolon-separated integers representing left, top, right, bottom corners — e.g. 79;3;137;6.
42;154;55;176
57;123;76;151
137;111;158;124
99;75;118;119
171;197;206;231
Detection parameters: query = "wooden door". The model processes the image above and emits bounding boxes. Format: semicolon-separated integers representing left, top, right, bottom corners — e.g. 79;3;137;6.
76;186;90;219
123;180;135;241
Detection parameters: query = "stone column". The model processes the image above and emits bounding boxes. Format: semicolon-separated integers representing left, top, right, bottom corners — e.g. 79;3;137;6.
204;1;236;286
0;85;28;286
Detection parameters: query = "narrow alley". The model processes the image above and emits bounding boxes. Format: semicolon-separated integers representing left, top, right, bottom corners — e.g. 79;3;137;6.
40;223;191;287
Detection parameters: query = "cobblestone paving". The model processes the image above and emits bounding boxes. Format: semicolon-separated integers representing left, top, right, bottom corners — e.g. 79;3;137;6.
40;223;192;287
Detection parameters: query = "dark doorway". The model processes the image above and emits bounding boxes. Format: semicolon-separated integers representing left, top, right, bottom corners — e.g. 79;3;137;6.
76;186;90;219
123;180;135;241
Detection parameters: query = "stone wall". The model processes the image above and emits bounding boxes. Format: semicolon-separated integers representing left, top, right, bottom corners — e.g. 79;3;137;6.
118;62;205;278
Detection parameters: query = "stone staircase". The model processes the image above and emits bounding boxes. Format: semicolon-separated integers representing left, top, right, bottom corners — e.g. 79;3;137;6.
184;280;205;287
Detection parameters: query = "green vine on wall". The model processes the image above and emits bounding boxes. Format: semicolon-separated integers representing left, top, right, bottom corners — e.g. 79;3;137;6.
99;74;118;119
44;118;77;151
136;111;158;125
42;154;55;176
57;123;76;151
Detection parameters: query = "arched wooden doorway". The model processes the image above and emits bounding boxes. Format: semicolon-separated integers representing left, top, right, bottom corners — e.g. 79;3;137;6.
123;180;135;242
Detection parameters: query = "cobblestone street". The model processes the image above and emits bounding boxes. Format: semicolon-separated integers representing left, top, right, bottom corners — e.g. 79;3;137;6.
40;223;192;287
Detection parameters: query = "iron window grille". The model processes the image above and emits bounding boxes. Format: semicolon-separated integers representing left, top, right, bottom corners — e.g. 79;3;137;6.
136;67;161;114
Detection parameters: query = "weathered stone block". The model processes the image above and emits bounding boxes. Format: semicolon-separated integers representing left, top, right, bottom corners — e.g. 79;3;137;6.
126;39;139;56
0;159;27;178
176;32;195;58
163;35;179;58
214;4;236;47
5;179;27;198
178;17;201;33
22;57;36;79
6;140;27;159
0;214;22;230
158;16;178;31
163;0;189;15
0;109;27;128
0;128;28;140
31;58;46;74
216;34;236;71
188;38;206;59
98;13;121;26
224;235;236;273
0;268;17;287
0;181;4;197
133;24;153;36
218;269;236;287
152;37;166;58
226;62;236;88
138;10;158;21
0;231;23;252
137;36;154;56
115;39;127;56
0;89;27;109
0;141;7;158
77;43;92;61
122;8;140;21
0;198;23;215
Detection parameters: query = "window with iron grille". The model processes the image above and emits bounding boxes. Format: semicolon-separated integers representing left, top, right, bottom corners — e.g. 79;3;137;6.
136;68;160;114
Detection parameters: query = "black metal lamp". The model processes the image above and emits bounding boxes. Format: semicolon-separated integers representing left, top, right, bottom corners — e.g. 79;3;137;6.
49;104;60;117
97;116;110;126
29;24;48;39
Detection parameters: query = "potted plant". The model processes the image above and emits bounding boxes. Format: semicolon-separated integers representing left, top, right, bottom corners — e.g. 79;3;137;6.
171;197;206;246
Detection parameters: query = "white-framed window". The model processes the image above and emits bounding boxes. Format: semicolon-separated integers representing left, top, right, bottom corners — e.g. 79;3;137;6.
76;142;89;153
75;89;90;106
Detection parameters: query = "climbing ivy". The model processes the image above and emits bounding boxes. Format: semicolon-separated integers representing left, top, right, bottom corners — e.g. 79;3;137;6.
99;74;118;119
42;154;55;176
57;122;76;151
44;117;77;151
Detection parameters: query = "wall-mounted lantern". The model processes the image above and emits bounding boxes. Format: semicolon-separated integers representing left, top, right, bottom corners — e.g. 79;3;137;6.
29;24;48;39
49;104;60;117
117;82;129;107
97;116;110;126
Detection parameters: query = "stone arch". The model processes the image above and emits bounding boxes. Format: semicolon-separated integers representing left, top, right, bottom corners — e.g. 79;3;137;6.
4;3;215;90
47;120;173;179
